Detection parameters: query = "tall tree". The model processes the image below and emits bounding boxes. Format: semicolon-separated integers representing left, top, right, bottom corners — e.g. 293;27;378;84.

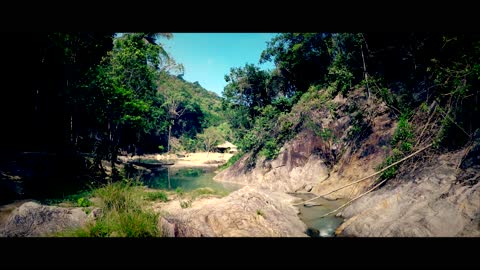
87;33;176;179
260;33;333;93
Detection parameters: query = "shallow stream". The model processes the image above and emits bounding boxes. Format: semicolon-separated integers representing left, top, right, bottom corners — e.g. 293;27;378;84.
290;193;347;237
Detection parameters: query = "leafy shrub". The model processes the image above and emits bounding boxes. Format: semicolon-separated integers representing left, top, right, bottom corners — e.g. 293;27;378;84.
219;151;244;170
377;114;415;180
144;191;168;202
179;200;192;208
175;187;184;196
56;180;160;237
77;197;92;207
259;138;281;160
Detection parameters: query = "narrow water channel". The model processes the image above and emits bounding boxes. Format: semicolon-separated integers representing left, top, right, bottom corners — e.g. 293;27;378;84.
291;193;347;237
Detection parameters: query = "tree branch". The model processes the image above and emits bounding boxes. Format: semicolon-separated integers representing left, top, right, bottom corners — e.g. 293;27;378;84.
293;143;433;206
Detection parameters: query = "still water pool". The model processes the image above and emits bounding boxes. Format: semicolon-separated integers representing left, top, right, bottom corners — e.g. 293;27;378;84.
291;193;347;237
140;167;242;193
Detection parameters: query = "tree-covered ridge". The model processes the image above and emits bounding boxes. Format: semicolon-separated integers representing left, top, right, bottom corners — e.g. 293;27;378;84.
223;33;480;166
157;72;225;134
0;32;231;188
156;72;233;154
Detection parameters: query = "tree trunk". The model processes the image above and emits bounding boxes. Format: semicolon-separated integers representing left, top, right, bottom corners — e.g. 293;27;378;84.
70;114;73;144
108;120;119;182
168;124;171;154
360;43;370;99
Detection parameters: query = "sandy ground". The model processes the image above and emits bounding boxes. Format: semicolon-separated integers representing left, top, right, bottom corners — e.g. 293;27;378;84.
122;152;235;169
170;152;234;168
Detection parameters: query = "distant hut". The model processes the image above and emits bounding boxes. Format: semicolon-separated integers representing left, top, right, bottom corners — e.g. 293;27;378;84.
216;141;238;153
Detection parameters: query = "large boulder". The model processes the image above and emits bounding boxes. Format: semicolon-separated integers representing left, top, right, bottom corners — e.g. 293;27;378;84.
158;186;308;237
0;201;88;237
337;151;480;237
214;131;330;193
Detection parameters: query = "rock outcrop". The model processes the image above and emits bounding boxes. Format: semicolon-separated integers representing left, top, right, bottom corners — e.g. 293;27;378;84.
214;131;330;193
214;88;395;199
0;201;88;237
157;186;308;237
337;150;480;237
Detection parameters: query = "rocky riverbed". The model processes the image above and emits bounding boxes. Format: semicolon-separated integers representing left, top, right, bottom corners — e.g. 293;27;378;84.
337;150;480;237
156;186;308;237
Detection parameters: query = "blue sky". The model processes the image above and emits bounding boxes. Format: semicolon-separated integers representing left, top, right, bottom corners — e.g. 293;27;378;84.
160;33;278;96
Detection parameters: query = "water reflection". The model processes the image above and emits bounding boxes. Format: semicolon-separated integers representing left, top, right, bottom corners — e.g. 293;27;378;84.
140;167;241;193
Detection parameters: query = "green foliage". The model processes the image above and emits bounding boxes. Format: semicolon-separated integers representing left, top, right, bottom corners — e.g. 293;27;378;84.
223;63;273;120
93;181;142;212
80;33;179;176
190;188;227;199
259;138;281;160
318;128;334;141
216;122;235;143
175;187;184;196
420;102;429;112
197;126;224;152
179;200;192;208
378;114;415;180
175;168;203;177
43;190;94;206
144;191;168;202
391;115;414;146
377;154;400;180
218;152;244;170
57;180;160;237
326;33;365;95
77;197;92;207
260;33;333;93
73;208;159;237
348;124;362;139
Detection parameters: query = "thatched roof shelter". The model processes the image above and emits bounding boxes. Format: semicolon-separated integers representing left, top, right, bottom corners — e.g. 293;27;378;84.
216;141;238;152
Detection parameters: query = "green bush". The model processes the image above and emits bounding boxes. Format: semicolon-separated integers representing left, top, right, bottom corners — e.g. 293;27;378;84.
175;187;184;196
259;138;281;160
179;200;192;209
43;190;93;206
77;197;92;207
377;114;415;181
190;187;227;198
219;151;244;170
392;115;414;146
57;181;160;237
144;191;168;202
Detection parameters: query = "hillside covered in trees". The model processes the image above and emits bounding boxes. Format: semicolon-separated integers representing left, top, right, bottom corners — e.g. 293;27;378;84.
0;33;231;202
222;33;479;162
215;33;480;237
0;33;478;240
